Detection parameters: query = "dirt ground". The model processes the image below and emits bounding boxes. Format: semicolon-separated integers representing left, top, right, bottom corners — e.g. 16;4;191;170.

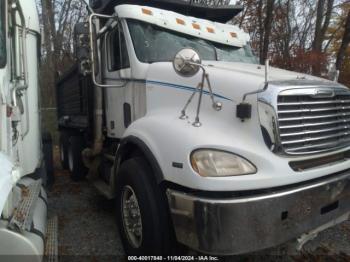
47;147;350;261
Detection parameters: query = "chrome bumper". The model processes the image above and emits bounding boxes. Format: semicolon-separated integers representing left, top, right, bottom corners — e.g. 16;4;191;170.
166;170;350;255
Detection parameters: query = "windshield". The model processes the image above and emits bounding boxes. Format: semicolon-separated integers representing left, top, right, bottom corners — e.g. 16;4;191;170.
0;0;6;68
127;19;258;64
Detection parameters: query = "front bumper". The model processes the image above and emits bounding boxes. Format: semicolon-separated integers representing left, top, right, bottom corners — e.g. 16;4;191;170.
166;170;350;255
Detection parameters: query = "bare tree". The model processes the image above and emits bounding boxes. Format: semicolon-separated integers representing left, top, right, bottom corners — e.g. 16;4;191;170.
40;0;57;107
312;0;334;75
260;0;275;64
336;9;350;70
37;0;87;107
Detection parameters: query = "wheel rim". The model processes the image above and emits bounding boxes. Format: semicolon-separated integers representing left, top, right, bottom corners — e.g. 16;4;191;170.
121;185;143;248
68;147;74;172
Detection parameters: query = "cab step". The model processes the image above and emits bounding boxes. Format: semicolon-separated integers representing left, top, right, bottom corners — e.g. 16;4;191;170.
45;215;58;262
8;179;42;231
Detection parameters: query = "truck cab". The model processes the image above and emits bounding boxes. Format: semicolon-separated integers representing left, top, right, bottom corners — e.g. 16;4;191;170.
0;0;56;261
57;0;350;255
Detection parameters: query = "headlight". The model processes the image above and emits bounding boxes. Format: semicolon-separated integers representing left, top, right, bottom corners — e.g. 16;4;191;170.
190;150;257;177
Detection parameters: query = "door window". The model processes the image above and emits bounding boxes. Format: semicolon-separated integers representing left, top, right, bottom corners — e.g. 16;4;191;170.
107;25;130;71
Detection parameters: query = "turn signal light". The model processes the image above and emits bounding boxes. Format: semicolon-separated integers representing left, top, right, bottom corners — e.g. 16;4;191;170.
192;23;201;30
176;18;186;25
207;27;215;33
142;8;153;16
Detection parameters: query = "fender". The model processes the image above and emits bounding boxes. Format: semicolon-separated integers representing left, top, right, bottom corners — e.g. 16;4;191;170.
113;136;164;189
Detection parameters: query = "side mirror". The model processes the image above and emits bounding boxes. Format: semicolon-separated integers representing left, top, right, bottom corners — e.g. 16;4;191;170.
74;22;91;75
173;48;201;77
89;13;125;88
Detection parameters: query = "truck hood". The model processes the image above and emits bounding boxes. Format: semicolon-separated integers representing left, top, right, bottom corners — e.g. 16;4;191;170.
204;61;320;82
145;61;340;105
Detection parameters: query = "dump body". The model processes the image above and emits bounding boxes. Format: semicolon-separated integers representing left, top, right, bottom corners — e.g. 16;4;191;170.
56;65;94;134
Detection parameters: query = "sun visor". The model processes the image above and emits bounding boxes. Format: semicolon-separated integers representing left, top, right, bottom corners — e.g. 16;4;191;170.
116;4;249;47
90;0;243;23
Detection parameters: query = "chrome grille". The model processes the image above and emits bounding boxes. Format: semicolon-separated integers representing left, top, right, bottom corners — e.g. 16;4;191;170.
277;90;350;155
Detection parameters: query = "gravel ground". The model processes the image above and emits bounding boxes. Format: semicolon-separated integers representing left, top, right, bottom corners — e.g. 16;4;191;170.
48;170;125;262
47;148;350;262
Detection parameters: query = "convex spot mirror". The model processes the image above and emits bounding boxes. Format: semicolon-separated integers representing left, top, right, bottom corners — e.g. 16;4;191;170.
173;48;201;77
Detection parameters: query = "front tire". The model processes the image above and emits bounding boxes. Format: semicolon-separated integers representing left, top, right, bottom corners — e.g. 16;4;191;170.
68;136;87;181
116;157;174;255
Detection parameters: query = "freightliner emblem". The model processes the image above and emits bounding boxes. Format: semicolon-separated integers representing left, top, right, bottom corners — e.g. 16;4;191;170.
311;89;336;98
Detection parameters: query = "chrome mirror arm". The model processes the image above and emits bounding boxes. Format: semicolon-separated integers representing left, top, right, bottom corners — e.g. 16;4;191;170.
192;70;206;127
88;13;127;89
179;82;201;120
180;62;222;127
174;49;222;127
204;72;223;111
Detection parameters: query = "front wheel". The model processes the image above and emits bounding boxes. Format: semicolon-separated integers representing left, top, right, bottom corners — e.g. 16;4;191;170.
116;157;174;255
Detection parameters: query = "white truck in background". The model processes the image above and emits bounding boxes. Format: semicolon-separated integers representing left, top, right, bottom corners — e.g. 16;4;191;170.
0;0;56;261
57;0;350;256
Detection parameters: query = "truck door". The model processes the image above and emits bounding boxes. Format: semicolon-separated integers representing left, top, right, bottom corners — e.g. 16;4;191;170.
102;23;131;138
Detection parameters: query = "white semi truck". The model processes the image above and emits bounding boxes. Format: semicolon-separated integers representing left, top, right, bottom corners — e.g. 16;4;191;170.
0;0;56;261
57;0;350;255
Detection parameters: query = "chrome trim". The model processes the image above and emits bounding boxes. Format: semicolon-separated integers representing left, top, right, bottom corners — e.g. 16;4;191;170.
279;106;350;113
278;86;349;96
281;131;350;145
311;89;335;98
279;99;350;106
285;138;350;152
167;170;350;255
258;81;350;155
280;118;350;129
280;125;349;137
279;112;350;121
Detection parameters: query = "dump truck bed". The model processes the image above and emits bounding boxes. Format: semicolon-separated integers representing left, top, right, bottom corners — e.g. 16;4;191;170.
56;64;94;133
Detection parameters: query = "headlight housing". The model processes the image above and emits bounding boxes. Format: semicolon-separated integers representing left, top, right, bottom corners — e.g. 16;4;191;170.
190;149;257;177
